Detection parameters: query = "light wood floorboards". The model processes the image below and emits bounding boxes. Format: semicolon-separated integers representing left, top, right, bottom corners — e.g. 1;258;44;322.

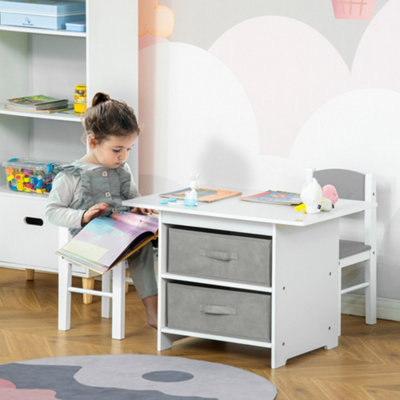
1;268;400;399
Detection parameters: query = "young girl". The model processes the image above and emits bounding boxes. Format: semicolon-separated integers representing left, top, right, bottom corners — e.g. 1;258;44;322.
45;92;158;328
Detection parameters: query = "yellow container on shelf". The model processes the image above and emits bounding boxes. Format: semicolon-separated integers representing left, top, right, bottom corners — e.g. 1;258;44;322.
74;84;87;114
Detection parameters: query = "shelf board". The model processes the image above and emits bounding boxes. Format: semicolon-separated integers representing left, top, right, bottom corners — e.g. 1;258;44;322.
0;25;86;38
161;327;272;348
161;272;272;293
0;104;82;122
0;185;49;201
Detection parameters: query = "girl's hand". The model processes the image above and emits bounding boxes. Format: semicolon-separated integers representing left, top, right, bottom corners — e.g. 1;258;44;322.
81;202;109;226
131;207;158;215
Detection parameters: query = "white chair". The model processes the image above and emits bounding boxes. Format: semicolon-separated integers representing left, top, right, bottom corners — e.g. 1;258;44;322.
313;168;377;326
57;227;127;340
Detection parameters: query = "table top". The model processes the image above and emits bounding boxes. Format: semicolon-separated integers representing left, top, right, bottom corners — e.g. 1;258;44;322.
123;192;376;227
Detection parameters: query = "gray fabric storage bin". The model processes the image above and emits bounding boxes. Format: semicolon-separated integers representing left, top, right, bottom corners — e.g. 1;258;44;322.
167;282;271;341
168;227;271;286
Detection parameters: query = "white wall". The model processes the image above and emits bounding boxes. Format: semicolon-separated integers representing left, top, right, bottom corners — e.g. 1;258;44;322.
138;0;400;309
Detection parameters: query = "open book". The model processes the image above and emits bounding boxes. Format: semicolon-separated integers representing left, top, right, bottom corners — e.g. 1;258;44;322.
57;212;158;274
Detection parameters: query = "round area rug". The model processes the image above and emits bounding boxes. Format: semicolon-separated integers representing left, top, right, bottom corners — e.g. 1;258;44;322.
0;354;277;399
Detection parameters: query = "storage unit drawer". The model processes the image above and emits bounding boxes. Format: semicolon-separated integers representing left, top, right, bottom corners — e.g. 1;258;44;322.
168;227;271;285
0;194;58;270
167;282;271;341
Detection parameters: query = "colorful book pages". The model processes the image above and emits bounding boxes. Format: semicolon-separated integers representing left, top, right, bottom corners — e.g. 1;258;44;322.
57;212;158;274
241;190;302;205
160;187;241;202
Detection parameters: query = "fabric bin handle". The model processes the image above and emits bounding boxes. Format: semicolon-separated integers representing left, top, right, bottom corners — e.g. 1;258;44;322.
200;304;236;315
200;249;238;262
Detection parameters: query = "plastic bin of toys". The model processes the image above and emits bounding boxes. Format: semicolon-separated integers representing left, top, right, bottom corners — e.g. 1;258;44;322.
2;158;60;194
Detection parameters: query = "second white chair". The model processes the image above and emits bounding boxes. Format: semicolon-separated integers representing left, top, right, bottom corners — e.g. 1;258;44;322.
313;168;377;327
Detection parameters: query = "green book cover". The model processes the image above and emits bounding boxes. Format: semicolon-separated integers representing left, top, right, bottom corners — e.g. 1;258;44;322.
7;94;68;109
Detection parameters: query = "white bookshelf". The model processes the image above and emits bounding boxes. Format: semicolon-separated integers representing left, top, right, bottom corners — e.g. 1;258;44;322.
0;0;139;276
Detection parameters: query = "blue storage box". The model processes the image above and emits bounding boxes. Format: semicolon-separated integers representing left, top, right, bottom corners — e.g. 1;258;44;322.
0;0;85;30
65;19;85;32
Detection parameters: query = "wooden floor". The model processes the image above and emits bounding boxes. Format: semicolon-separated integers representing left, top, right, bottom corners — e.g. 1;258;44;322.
1;268;400;399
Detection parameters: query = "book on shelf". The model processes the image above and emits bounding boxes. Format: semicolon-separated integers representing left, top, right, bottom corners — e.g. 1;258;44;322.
160;187;242;202
57;212;158;274
241;190;302;205
4;104;74;114
5;94;69;112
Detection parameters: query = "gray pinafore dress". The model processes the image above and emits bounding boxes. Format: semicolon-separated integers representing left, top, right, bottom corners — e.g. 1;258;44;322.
58;163;157;299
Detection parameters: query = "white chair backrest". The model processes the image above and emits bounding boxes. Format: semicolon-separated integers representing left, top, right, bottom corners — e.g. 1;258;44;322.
313;168;376;248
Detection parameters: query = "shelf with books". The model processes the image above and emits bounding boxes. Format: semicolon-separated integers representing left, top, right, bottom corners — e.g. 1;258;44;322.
0;25;86;38
0;104;81;122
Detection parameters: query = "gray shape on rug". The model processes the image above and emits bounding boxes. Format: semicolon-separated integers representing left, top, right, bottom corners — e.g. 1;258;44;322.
7;354;277;399
0;363;212;399
143;370;194;382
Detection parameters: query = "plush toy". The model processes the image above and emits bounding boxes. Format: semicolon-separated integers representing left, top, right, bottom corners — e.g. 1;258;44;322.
318;184;339;211
295;179;339;214
298;178;322;214
322;184;338;205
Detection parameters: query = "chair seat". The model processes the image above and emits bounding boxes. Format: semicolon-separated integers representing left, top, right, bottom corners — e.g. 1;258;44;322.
339;239;371;259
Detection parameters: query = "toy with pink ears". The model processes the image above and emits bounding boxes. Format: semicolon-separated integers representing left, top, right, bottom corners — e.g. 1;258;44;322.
295;172;339;214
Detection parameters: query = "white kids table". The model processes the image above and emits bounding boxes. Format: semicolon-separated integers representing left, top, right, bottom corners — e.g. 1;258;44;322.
124;192;373;368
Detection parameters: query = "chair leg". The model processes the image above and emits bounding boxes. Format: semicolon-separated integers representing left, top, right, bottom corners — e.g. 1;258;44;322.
365;256;377;324
101;272;112;319
25;269;35;281
112;263;125;340
125;267;130;294
338;265;342;336
82;277;95;304
58;259;72;331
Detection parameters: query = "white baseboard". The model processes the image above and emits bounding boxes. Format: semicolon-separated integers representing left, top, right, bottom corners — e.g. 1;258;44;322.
342;293;400;322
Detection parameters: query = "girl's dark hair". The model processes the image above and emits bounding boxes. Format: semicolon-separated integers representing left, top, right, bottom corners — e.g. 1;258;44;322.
83;92;139;143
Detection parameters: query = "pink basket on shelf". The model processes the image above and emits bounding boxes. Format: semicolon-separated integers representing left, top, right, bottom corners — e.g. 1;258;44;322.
331;0;376;20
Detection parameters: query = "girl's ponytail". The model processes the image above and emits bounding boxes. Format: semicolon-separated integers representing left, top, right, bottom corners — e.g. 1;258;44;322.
83;92;139;143
91;92;110;107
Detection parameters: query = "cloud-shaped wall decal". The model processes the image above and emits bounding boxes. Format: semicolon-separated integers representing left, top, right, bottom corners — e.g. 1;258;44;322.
139;42;259;193
139;0;174;38
207;0;400;158
352;0;400;92
209;16;351;157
